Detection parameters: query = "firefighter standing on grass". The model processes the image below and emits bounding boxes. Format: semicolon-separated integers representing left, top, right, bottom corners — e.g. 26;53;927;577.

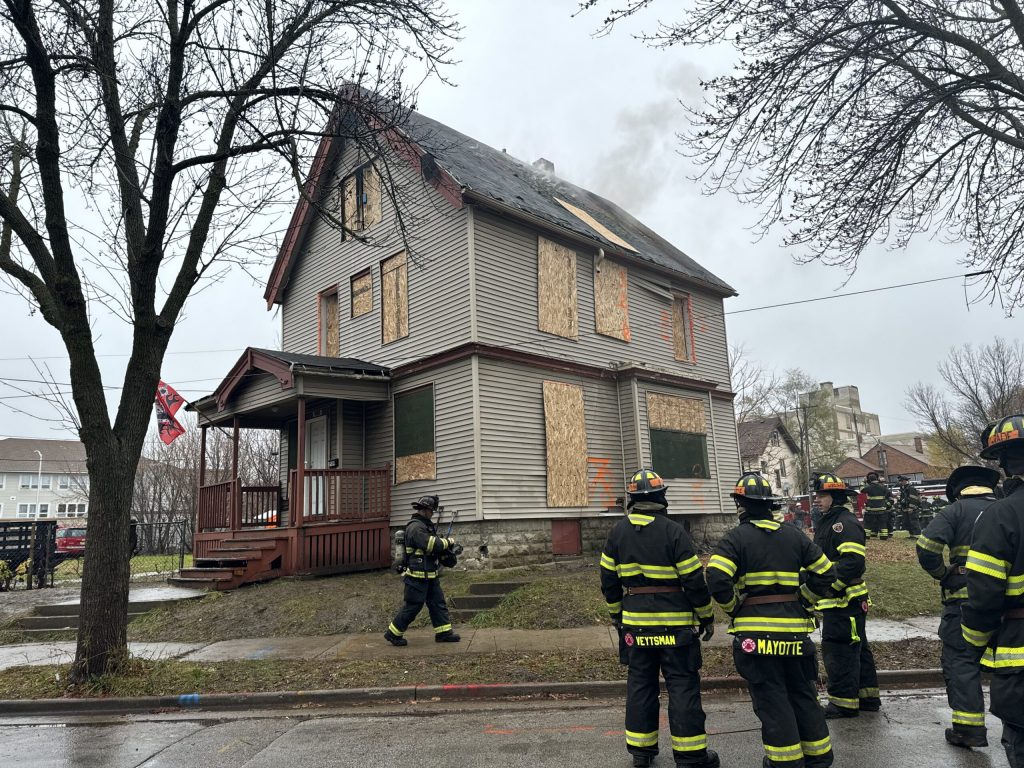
707;472;835;768
962;416;1024;767
897;475;923;539
861;471;892;539
915;464;1000;749
811;472;881;718
383;495;461;646
600;469;720;768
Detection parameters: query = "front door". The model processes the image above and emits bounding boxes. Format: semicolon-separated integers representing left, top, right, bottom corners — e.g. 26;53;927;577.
305;416;328;517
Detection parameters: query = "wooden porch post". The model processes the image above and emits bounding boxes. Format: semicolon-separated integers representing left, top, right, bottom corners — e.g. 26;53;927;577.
231;417;240;480
295;398;306;528
199;426;207;487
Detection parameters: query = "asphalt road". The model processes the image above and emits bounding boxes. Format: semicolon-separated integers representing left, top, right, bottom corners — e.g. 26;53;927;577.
0;689;1010;767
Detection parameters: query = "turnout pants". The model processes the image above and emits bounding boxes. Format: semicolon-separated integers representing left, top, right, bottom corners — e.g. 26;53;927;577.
991;673;1024;768
938;602;986;739
387;576;453;636
821;601;880;712
625;640;712;765
733;642;833;767
863;512;889;539
900;510;921;537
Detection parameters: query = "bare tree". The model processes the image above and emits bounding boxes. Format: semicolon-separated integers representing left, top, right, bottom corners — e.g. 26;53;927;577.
582;0;1024;308
906;337;1024;463
0;0;457;679
729;343;780;424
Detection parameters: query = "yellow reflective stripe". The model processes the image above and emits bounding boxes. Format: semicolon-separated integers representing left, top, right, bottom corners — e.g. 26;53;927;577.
801;736;832;756
1007;575;1024;596
952;711;986;726
617;562;679;579
626;730;658;747
751;519;780;531
676;556;702;575
764;743;803;761
916;536;944;554
404;570;438;579
387;623;404;636
738;571;800;587
600;553;617;572
966;550;1010;580
607;601;622;613
622;610;696;626
980;645;1024;669
806;554;832;575
731;616;815;634
707;555;737;577
828;695;858;709
627;513;655;527
858;687;879;698
962;625;993;647
945;588;969;600
850;616;861;643
837;542;866;556
719;594;738;614
671;734;707;752
815;581;869;609
434;623;452;633
694;601;714;620
427;535;437;552
950;545;970;558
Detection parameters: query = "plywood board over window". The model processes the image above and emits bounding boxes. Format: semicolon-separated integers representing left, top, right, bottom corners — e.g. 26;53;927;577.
342;174;359;234
594;261;630;341
395;385;435;483
351;270;372;318
671;294;693;362
538;237;578;339
362;165;382;228
381;251;409;343
319;288;339;356
543;381;588;507
647;392;706;434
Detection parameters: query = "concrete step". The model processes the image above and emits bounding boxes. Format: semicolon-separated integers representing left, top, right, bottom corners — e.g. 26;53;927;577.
467;581;527;596
17;628;77;640
449;608;482;622
33;597;201;617
15;612;148;630
449;594;503;610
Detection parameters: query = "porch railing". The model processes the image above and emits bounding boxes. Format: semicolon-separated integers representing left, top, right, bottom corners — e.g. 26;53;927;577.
240;486;280;527
197;480;236;531
290;467;391;524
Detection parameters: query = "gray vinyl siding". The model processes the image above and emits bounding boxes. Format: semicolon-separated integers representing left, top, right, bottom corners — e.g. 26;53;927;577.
636;381;724;515
340;401;366;469
365;358;477;526
710;396;742;507
477;358;625;520
473;209;731;386
214;376;289;421
280;141;470;365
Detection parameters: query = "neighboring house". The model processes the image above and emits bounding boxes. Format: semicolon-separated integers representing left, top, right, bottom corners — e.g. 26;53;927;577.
785;382;881;455
0;438;90;520
737;418;800;496
186;98;741;587
835;440;941;486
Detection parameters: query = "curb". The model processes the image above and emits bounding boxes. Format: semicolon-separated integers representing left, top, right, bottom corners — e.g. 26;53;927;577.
0;668;945;717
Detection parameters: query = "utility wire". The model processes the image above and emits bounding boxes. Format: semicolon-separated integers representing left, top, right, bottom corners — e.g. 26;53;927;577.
725;270;993;315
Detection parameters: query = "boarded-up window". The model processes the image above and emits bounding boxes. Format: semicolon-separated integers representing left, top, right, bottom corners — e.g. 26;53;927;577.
647;392;709;479
395;385;435;483
341;163;381;237
672;294;692;361
381;251;409;343
594;261;630;341
543;381;588;506
537;236;578;339
351;270;372;318
319;288;338;356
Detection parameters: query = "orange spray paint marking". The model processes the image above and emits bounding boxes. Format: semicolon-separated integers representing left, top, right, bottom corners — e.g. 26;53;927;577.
588;456;618;507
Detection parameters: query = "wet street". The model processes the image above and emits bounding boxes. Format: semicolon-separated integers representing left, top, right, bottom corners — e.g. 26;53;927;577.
0;688;1011;767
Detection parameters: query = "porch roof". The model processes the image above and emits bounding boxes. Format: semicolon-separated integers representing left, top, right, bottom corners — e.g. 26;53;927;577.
189;347;391;428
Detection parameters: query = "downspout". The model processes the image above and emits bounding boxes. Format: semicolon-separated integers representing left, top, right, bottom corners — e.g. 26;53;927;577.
630;378;643;467
468;207;483;521
614;371;627;494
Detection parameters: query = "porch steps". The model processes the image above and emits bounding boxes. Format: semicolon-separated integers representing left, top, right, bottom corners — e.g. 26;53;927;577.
168;535;289;591
449;581;526;623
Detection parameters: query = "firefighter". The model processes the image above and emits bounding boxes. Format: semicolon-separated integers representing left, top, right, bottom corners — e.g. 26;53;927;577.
600;468;719;768
962;416;1024;767
707;472;835;768
383;495;460;646
860;471;891;540
811;472;880;717
916;464;1000;748
896;475;923;539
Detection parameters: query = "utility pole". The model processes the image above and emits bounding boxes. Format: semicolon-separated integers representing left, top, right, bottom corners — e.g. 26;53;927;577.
28;449;42;590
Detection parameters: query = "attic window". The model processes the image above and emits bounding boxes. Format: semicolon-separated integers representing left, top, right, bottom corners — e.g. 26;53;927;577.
594;260;630;342
381;251;409;344
770;431;780;447
537;236;578;339
318;286;339;356
671;293;694;362
341;163;381;237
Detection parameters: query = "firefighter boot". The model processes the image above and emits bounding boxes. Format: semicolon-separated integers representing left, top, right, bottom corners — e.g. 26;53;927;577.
945;727;988;748
679;749;720;768
435;630;461;643
823;703;859;719
632;755;652;768
383;629;408;647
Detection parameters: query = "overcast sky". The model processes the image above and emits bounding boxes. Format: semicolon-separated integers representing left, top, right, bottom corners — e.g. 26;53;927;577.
0;0;1016;444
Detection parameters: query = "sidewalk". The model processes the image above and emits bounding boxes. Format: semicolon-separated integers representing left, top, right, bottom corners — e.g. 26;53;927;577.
0;616;941;671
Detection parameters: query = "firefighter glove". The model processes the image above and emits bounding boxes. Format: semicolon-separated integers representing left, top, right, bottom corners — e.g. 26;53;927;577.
699;617;715;642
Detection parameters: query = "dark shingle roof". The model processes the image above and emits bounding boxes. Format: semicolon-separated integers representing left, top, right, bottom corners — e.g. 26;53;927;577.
252;348;389;377
403;111;735;296
737;417;799;460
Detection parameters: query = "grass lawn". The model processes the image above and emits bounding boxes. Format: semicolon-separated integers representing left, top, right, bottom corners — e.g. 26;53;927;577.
52;554;193;583
0;638;942;700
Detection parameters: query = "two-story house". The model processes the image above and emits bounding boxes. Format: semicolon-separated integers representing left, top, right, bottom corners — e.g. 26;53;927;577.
182;101;741;589
737;418;800;497
0;438;90;520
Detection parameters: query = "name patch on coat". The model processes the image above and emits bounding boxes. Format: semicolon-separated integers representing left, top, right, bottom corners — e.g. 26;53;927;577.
624;632;679;648
740;637;812;656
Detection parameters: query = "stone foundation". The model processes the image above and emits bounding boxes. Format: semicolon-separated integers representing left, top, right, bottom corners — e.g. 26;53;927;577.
391;513;734;570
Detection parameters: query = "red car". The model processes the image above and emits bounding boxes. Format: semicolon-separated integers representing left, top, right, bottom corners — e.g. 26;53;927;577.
56;524;87;557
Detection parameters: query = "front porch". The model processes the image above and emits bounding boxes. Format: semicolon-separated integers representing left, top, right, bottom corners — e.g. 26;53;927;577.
174;348;395;590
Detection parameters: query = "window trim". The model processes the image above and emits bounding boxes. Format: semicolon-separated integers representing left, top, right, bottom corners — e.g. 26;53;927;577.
649;428;711;480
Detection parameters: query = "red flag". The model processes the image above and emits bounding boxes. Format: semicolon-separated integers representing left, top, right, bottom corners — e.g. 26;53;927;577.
155;380;186;445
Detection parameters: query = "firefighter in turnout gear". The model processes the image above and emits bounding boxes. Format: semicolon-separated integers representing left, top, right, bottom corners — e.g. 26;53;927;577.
916;464;1000;748
600;469;720;768
811;472;880;718
897;476;923;539
384;495;460;646
860;472;892;539
707;473;836;768
962;416;1024;767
